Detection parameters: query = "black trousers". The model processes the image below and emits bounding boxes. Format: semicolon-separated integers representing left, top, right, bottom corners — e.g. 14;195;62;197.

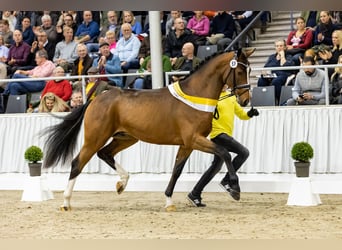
191;133;249;197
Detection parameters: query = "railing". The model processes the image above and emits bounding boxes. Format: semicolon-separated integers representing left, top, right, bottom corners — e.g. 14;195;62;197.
0;63;340;108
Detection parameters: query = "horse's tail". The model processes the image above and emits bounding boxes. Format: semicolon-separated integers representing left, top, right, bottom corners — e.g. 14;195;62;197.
42;101;91;168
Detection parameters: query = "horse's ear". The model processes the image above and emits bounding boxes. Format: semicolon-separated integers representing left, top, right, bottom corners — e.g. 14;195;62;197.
242;47;256;58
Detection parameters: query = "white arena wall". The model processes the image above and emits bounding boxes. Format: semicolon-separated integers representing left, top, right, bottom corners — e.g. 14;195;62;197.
1;106;342;194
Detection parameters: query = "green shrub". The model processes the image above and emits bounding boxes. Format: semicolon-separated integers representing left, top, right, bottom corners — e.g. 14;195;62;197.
24;146;43;163
291;142;314;163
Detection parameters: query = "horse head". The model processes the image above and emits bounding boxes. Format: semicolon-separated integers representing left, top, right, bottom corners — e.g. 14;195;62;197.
224;47;255;107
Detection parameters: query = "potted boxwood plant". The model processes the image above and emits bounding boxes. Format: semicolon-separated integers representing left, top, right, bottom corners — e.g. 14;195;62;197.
24;145;43;177
290;141;314;177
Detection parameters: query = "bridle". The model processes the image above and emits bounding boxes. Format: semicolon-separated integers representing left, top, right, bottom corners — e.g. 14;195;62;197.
224;55;251;99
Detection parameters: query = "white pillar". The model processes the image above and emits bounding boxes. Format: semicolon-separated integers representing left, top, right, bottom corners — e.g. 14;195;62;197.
148;11;164;89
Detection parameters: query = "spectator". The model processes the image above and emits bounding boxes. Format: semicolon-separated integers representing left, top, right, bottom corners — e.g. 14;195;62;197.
286;16;314;66
41;66;72;102
69;89;83;109
165;11;188;36
99;11;121;40
330;55;342;104
36;14;58;46
3;50;55;95
71;43;93;79
6;30;31;76
314;11;338;46
131;49;172;89
53;26;78;73
257;39;294;103
56;13;78;43
0;19;13;48
318;30;342;78
120;11;142;37
74;11;100;51
0;35;9;63
2;11;17;32
142;11;167;37
74;66;113;101
206;11;235;51
186;11;210;46
92;42;123;88
286;56;326;105
171;42;201;82
37;92;70;113
164;17;195;61
101;30;117;54
20;16;35;46
28;30;55;68
112;23;141;74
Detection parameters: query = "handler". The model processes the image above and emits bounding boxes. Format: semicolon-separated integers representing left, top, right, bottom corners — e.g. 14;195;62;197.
187;84;259;207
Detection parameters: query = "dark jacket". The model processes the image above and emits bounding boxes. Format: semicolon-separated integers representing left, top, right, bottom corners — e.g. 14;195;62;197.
211;12;235;39
164;28;195;58
71;54;93;76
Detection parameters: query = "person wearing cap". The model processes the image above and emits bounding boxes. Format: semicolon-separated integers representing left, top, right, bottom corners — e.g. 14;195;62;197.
74;66;113;101
92;42;123;88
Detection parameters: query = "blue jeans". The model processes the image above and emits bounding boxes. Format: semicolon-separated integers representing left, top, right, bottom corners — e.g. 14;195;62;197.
4;74;45;95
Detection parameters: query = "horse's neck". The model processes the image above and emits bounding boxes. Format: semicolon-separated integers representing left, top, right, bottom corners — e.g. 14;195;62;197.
181;73;222;100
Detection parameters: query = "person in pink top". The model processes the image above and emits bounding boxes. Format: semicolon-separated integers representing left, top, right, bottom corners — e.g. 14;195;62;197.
187;11;210;46
4;49;55;95
41;66;72;102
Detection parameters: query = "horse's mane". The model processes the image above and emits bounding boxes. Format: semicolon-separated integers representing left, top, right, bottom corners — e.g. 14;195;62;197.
182;50;228;81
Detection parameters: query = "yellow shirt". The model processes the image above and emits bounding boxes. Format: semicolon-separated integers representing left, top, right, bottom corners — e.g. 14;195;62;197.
210;91;250;139
86;81;96;101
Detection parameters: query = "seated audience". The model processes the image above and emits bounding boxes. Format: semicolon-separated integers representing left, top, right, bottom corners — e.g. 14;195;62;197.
37;14;58;46
286;56;326;105
71;43;93;79
69;89;83;109
2;11;17;32
92;42;123;88
56;13;78;43
74;11;100;52
41;66;72;102
112;23;141;73
3;50;55;95
330;55;342;104
165;11;188;36
257;39;294;103
314;11;338;46
0;19;14;47
37;92;70;113
99;30;117;54
164;17;195;63
171;42;201;82
27;30;55;68
53;26;78;72
317;30;342;78
6;30;31;76
74;66;113;101
206;11;235;51
20;17;35;46
186;11;210;46
286;16;314;65
119;11;142;37
0;35;9;63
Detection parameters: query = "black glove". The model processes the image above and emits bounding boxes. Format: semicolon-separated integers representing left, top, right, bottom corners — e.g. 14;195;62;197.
247;107;259;117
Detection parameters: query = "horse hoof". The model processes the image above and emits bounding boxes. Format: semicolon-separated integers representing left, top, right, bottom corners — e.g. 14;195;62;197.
60;206;71;211
229;189;240;201
116;181;125;194
165;204;177;212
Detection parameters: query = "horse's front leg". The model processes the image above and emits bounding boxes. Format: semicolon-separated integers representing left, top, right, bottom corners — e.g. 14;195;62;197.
164;146;193;212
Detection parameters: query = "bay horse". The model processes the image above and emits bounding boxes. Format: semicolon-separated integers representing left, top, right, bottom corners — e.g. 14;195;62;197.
42;48;255;211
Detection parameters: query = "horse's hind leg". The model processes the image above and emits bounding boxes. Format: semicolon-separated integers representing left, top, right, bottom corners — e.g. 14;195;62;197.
164;146;193;212
97;134;138;194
